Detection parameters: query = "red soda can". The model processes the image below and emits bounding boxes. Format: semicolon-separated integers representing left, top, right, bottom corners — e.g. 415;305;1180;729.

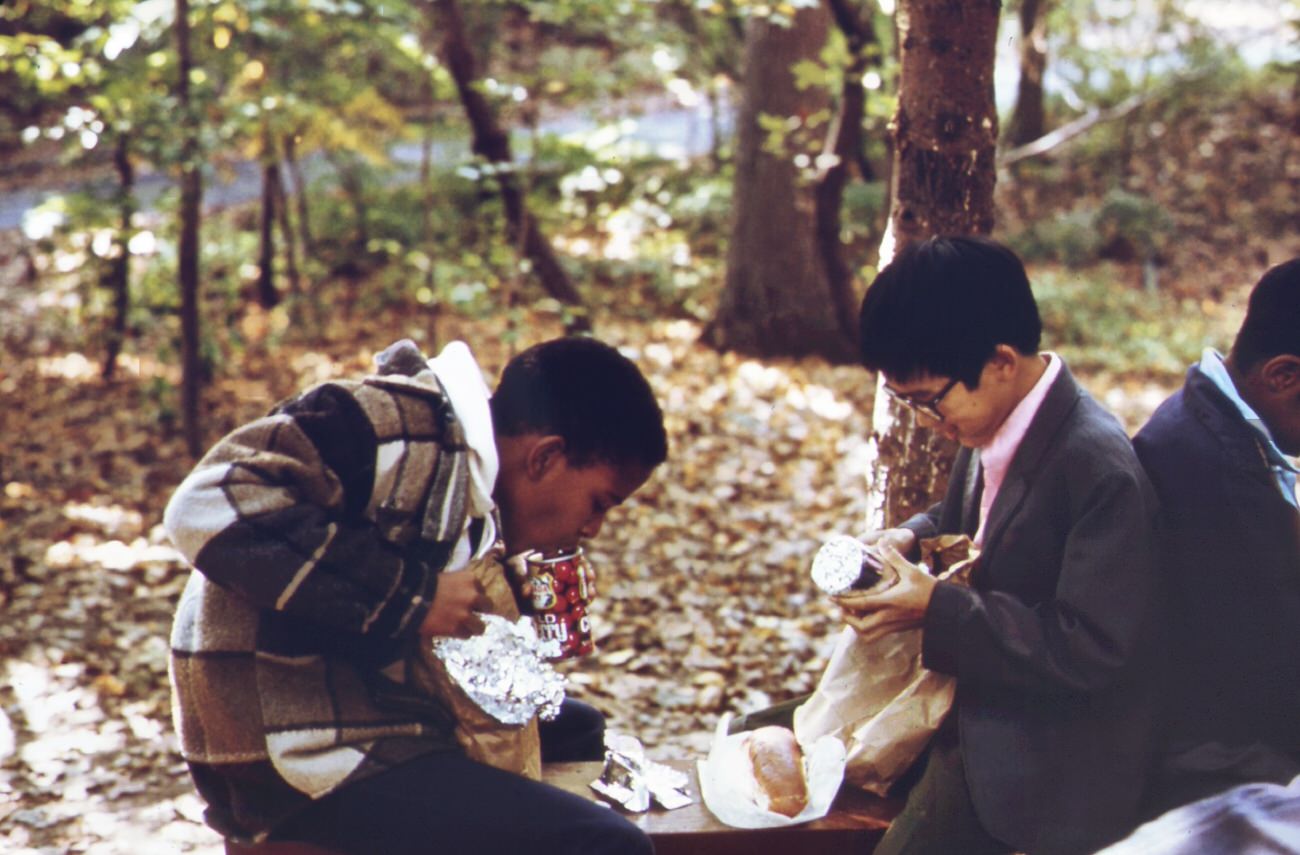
525;547;595;660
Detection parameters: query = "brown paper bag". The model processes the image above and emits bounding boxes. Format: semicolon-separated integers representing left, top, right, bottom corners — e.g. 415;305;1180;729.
792;536;977;796
411;551;542;780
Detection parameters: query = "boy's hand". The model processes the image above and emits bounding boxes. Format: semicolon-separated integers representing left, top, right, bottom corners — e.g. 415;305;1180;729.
832;543;936;643
420;569;492;638
856;527;917;557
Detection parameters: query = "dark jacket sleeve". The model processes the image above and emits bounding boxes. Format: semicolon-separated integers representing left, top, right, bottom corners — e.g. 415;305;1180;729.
917;415;1160;698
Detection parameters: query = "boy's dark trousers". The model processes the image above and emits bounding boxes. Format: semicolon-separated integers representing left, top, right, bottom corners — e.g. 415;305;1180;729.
271;699;652;855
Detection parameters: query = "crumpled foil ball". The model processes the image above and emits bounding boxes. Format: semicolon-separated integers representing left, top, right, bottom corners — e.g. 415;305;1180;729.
430;614;566;725
590;733;693;812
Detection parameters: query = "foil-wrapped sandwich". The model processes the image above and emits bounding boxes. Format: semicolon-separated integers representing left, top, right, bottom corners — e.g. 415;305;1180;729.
430;613;566;725
810;535;892;595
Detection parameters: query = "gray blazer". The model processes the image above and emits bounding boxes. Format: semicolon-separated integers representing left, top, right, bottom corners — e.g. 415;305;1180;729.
903;364;1163;855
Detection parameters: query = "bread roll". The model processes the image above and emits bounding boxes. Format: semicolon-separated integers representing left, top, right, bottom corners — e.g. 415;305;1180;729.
743;725;808;817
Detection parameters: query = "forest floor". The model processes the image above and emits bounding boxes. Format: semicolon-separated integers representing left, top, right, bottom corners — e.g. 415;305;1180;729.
0;279;1207;855
1;80;1295;854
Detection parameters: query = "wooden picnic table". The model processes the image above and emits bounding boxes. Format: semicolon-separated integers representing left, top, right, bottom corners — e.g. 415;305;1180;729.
542;760;899;855
225;758;899;855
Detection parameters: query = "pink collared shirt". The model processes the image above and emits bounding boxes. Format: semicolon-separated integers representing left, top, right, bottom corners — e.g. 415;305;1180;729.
974;353;1061;545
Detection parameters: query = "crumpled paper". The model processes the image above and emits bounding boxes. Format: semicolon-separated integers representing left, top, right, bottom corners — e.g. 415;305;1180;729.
412;553;549;779
794;535;978;795
589;733;693;812
697;714;847;829
430;613;566;726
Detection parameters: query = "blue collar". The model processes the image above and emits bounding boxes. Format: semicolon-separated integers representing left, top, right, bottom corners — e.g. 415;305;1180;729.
1200;348;1298;507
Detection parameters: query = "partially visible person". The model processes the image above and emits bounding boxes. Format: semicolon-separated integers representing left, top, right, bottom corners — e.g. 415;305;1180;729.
1097;772;1300;855
164;335;668;855
838;236;1162;855
1133;258;1300;816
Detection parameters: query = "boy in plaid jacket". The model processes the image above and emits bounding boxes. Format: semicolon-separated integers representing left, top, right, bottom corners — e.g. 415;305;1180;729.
165;336;667;854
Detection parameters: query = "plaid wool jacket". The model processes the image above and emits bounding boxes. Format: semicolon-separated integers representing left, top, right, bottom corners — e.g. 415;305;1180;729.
165;341;492;838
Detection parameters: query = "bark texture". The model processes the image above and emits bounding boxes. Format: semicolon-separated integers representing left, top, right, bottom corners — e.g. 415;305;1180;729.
431;0;588;330
868;0;1000;529
1004;0;1049;147
703;5;858;364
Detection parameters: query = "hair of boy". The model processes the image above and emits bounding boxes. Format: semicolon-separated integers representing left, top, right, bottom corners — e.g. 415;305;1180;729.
1229;257;1300;371
858;235;1042;388
490;336;668;470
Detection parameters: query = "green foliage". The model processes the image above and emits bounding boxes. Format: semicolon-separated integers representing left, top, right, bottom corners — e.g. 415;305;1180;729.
1034;265;1218;377
840;179;887;241
1008;209;1103;268
1094;187;1173;259
1028;0;1270;157
1009;188;1174;268
13;0;1287;400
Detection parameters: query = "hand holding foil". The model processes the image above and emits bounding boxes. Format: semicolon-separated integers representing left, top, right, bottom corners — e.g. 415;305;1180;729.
419;567;494;638
833;543;938;643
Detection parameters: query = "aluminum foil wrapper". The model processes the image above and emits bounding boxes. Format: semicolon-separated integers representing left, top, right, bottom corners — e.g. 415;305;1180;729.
590;733;693;812
811;535;885;595
430;614;566;725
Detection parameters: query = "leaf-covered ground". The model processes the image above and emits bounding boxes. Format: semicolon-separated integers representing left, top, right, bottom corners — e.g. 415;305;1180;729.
1;77;1292;852
0;287;1190;853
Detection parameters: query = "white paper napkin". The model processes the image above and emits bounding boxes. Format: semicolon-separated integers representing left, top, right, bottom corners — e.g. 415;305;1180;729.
697;713;847;829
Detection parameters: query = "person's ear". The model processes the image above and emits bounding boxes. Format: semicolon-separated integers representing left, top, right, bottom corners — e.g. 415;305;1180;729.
988;344;1019;377
1259;355;1300;394
525;435;567;480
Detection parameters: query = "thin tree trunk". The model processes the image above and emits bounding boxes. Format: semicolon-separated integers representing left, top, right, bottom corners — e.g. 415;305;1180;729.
866;0;1000;529
419;79;437;291
706;83;726;173
429;0;589;331
284;133;313;254
702;6;858;363
418;82;442;343
816;0;883;349
256;147;280;309
103;132;134;381
176;0;204;456
322;150;370;258
271;160;300;301
1004;0;1049;147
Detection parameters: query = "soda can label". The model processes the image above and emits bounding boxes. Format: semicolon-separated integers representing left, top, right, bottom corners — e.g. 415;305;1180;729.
525;548;595;660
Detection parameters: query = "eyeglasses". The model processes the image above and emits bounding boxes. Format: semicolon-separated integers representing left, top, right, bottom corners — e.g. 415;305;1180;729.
884;377;960;421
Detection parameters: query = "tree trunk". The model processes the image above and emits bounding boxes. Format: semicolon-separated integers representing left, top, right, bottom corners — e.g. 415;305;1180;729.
324;149;371;258
256;150;280;309
284;133;313;254
102;132;134;382
176;0;204;457
1004;0;1049;147
866;0;1000;530
429;0;589;331
817;0;883;347
702;6;858;364
271;159;300;301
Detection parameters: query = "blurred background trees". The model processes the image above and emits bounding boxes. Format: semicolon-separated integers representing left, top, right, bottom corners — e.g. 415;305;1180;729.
1;0;1296;451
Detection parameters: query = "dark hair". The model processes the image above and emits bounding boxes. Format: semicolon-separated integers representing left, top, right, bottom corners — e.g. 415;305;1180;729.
491;336;668;470
857;235;1042;387
1229;258;1300;371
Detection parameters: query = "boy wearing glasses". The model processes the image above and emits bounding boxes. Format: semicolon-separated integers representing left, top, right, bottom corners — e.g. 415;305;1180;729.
838;236;1163;855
